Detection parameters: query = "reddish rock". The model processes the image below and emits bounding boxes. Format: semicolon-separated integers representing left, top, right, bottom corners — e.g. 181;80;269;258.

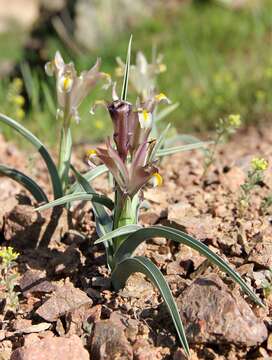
90;320;133;360
178;273;267;346
36;282;91;322
10;335;89;360
3;204;68;248
19;270;55;297
133;339;162;360
248;242;272;268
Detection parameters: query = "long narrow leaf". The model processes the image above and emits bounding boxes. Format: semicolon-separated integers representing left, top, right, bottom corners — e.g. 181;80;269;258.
112;256;190;357
154;102;179;123
148;123;171;162
71;164;114;267
69;165;108;194
114;225;263;307
0;113;62;199
121;35;132;101
58;128;72;191
157;141;212;157
0;164;48;203
70;164;113;236
94;224;141;244
35;192;114;212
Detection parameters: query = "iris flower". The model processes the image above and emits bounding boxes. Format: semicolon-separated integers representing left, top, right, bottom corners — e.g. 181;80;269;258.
45;51;111;125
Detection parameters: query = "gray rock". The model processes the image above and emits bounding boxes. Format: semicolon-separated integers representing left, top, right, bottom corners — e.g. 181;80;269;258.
178;273;267;346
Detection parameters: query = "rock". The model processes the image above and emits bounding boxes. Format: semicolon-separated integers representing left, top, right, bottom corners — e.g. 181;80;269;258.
0;178;20;227
90;320;133;360
0;340;12;360
166;214;218;241
219;167;246;193
119;273;154;300
47;245;82;276
19;270;55;297
267;333;272;351
248;242;272;268
178;273;267;346
140;210;161;226
175;245;205;273
168;202;198;222
23;331;54;347
91;276;111;289
65;302;95;336
10;335;89;360
3;204;68;248
110;312;139;342
36;282;92;322
173;348;199;360
133;339;162;360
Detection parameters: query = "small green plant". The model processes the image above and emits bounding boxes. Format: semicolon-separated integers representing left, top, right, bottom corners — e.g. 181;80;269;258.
203;113;241;177
0;52;110;203
37;38;263;358
0;246;20;313
238;157;268;215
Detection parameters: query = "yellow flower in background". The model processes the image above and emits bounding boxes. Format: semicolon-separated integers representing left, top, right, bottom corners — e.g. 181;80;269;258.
251;157;268;172
15;108;25;120
228;114;241;128
94;120;105;130
13;95;25;106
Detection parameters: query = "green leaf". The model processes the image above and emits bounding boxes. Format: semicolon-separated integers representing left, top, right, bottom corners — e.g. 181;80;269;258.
35;192;114;212
154;102;179;122
112;256;190;357
148;123;171;162
70;164;113;236
70;164;114;267
0;113;62;199
0;164;48;203
94;224;142;244
121;35;132;101
69;165;108;194
114;225;263;307
157;141;212;157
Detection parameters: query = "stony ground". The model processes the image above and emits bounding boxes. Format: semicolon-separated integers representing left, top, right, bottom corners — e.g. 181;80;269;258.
0;124;272;360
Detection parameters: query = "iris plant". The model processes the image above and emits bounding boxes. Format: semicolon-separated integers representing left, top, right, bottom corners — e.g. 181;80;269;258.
36;38;263;357
0;51;110;202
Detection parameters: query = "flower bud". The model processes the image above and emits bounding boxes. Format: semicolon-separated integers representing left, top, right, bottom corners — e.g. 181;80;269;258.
108;100;132;161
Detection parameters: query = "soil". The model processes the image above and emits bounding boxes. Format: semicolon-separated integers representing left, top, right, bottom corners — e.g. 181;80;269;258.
0;125;272;360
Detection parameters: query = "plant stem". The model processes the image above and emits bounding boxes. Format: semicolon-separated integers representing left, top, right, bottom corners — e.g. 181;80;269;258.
57;94;72;193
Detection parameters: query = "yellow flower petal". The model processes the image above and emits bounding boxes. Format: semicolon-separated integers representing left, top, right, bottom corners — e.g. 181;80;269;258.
86;149;97;158
151;173;163;187
155;93;169;102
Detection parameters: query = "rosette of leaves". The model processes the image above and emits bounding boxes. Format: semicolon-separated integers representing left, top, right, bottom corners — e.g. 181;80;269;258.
36;38;263;358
